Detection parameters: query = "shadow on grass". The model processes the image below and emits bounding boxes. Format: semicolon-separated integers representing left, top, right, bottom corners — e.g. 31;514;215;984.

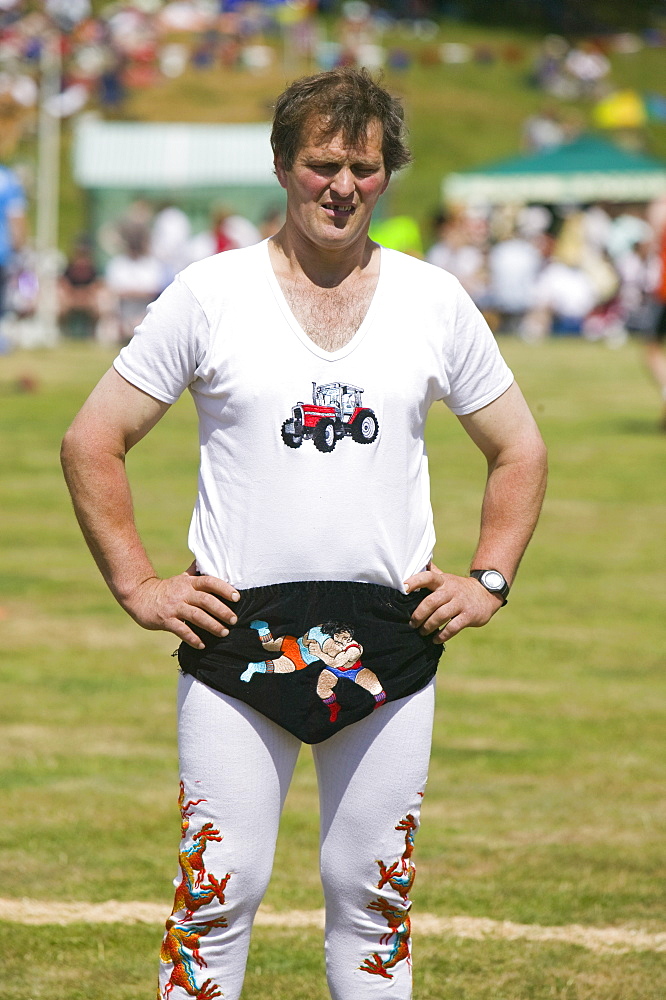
609;418;664;436
435;747;532;760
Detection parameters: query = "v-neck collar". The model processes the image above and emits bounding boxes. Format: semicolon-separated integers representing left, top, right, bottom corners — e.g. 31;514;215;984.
262;239;384;363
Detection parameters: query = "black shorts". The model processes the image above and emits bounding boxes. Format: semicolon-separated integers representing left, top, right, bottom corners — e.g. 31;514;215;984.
177;580;443;744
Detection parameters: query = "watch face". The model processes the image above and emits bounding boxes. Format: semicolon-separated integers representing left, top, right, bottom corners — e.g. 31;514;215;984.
482;570;505;591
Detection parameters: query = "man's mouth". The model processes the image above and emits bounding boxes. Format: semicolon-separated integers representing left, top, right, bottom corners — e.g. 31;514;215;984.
323;203;355;216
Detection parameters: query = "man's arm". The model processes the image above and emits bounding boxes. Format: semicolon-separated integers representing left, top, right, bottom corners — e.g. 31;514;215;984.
61;367;240;649
405;381;547;644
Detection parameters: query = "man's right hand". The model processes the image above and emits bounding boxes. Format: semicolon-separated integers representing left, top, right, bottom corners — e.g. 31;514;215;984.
122;572;240;649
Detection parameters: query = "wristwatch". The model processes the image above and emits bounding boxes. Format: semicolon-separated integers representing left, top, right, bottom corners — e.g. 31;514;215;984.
470;569;510;605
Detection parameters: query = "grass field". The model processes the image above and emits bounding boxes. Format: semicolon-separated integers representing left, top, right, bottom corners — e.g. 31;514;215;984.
0;336;665;999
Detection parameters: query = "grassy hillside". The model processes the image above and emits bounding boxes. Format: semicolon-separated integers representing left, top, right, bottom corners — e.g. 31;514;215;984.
48;18;666;250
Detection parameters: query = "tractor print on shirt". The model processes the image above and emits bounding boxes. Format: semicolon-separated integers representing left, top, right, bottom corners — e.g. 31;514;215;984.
281;381;379;453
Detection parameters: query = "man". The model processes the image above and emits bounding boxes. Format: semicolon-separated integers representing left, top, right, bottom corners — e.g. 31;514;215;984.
61;68;547;1000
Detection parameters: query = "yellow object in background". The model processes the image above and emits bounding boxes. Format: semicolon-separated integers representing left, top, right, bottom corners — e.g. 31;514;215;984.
369;215;424;257
593;90;647;129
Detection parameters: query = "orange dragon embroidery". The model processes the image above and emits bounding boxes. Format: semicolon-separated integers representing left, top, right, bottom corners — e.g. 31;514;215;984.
159;783;231;1000
160;917;226;1000
359;813;419;980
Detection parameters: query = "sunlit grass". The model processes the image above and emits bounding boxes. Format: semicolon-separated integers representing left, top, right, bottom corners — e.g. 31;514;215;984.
1;338;664;997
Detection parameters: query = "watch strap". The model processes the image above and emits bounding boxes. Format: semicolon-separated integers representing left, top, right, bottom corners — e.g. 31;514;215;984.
470;569;510;605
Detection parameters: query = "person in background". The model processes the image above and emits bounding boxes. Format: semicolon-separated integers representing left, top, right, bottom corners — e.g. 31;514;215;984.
187;207;263;264
58;236;113;339
487;226;544;333
643;223;666;429
150;203;193;286
221;211;261;249
105;222;164;343
258;204;285;240
426;209;487;306
0;161;26;321
527;226;597;338
521;104;565;153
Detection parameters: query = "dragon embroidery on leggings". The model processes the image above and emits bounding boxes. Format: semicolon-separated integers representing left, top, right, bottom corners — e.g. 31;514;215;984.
359;813;419;980
159;783;231;1000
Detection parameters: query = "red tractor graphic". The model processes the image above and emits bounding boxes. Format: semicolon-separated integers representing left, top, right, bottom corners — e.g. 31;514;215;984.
282;381;379;453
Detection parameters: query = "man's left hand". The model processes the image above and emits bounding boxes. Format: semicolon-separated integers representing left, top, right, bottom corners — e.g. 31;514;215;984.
404;561;504;644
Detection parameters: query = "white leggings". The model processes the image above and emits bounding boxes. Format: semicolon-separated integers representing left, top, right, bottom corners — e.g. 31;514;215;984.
158;673;435;1000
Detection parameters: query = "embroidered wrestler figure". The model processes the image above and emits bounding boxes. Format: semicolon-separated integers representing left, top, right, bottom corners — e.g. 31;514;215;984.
241;620;386;723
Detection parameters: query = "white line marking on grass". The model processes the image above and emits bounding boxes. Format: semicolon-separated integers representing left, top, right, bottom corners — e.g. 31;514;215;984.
416;915;666;954
1;899;664;953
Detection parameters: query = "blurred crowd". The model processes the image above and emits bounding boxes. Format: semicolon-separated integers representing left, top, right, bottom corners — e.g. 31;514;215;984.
2;0;666;421
4;190;664;351
53;199;284;344
2;157;666;425
425;198;666;346
0;156;286;351
527;33;666;136
0;0;486;151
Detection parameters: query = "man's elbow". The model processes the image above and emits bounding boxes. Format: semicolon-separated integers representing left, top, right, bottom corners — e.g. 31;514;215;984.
60;418;125;482
527;432;548;496
60;422;88;483
530;430;548;470
493;426;547;474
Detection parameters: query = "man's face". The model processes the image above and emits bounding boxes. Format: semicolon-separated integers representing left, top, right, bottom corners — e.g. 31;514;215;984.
274;118;389;253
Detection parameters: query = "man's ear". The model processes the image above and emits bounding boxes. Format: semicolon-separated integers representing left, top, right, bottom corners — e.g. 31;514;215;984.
274;155;288;190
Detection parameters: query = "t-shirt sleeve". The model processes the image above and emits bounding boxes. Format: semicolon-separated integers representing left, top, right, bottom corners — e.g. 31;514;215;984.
441;282;514;415
113;274;209;404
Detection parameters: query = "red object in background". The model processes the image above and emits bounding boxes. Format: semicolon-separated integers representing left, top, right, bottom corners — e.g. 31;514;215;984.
122;62;159;89
502;44;524;63
215;229;235;254
418;46;440;66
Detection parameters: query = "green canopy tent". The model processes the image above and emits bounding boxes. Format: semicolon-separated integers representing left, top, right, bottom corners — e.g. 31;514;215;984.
443;134;666;206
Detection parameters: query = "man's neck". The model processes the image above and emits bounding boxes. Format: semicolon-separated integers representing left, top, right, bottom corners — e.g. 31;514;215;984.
269;226;376;288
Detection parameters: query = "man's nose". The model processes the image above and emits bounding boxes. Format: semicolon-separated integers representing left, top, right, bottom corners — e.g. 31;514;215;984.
331;165;355;198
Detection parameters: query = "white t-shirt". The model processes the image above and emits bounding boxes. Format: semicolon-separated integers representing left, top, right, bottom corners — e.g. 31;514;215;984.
114;241;513;592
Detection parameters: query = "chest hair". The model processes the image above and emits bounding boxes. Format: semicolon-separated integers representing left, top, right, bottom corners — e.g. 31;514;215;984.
281;275;378;353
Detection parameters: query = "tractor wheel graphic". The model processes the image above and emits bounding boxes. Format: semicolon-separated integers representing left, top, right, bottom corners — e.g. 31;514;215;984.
281;419;303;449
313;418;336;453
351;409;379;444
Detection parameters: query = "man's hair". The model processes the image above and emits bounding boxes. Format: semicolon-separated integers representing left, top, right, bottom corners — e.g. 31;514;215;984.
271;67;412;176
